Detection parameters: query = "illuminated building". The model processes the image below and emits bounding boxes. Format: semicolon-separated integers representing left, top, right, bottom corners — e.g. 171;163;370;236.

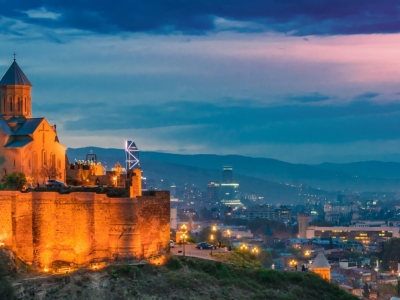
0;57;66;183
310;251;331;281
274;205;292;223
207;181;220;203
222;166;233;183
220;166;242;205
298;214;310;239
306;226;400;244
245;204;275;220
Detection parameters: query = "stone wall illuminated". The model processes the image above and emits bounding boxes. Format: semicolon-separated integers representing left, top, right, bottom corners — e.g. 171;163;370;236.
0;191;170;270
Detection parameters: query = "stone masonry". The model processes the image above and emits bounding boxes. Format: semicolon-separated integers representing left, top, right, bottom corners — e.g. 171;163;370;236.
0;190;170;270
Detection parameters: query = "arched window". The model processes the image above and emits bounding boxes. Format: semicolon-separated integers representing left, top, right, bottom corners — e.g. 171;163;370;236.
29;159;31;168
9;96;12;111
24;98;26;112
17;97;21;111
32;152;38;176
57;159;61;169
51;153;56;167
42;150;47;166
2;97;5;112
13;159;15;167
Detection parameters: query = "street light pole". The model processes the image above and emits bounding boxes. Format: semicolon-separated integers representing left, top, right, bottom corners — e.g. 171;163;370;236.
180;224;187;257
252;247;259;268
227;229;231;250
181;233;187;257
210;234;214;256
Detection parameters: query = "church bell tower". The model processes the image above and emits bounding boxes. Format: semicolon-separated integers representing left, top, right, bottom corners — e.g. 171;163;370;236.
0;55;32;119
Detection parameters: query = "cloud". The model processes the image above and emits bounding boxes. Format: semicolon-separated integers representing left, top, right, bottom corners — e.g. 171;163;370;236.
51;99;400;146
2;1;400;36
287;92;330;103
355;92;380;99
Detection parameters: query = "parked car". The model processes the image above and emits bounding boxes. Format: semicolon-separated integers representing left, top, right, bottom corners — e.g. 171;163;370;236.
196;242;216;250
170;240;175;248
45;179;67;188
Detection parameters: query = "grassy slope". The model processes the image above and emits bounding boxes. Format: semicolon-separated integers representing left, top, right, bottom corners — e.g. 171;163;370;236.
8;256;358;300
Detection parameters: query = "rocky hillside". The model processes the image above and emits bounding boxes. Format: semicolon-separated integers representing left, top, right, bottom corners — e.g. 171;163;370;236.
1;251;356;300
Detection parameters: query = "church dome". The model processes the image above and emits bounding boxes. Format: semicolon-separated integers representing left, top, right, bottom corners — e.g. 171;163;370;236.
0;60;32;87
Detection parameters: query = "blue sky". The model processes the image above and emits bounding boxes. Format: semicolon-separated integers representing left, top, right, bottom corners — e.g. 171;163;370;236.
2;1;400;163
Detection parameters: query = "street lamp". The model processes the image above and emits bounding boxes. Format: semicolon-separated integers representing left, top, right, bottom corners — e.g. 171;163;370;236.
252;247;259;267
227;229;231;250
240;244;248;266
180;224;188;255
181;233;187;256
289;259;297;270
210;234;214;256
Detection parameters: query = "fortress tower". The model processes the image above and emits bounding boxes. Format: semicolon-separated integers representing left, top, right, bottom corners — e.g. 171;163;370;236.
310;251;331;281
298;214;310;239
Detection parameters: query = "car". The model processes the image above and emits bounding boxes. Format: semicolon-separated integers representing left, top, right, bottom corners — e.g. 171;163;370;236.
45;179;67;188
196;242;216;250
170;240;175;248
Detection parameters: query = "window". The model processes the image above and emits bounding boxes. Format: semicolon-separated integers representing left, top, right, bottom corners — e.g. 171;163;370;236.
24;98;26;112
29;159;31;168
42;150;47;166
9;97;12;111
17;97;21;111
2;97;4;112
57;159;61;169
51;153;56;167
13;159;15;167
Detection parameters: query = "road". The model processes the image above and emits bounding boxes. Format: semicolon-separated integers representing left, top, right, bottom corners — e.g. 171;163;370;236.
170;244;227;260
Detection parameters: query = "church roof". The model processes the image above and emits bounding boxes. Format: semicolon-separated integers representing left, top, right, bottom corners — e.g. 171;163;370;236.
0;117;44;147
310;251;331;269
15;118;44;135
4;139;33;148
0;61;32;87
6;116;25;124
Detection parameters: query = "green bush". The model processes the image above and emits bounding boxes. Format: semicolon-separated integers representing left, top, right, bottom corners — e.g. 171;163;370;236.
4;172;26;190
0;279;13;299
165;256;183;270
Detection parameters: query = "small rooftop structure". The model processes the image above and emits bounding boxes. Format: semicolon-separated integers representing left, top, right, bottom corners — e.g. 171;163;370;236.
0;60;32;86
310;251;331;269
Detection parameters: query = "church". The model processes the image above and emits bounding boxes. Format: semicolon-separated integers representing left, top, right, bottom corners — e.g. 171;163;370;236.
0;57;65;184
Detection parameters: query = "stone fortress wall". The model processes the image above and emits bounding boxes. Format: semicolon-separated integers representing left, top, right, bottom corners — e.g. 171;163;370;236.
0;190;170;270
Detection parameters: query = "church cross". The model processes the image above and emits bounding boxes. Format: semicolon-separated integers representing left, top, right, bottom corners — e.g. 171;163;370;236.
13;52;16;62
38;123;49;144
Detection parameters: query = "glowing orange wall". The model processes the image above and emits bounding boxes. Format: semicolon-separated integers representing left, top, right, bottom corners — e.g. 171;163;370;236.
0;191;170;269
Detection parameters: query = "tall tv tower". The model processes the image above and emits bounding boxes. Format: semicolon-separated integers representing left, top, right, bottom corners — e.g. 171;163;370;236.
125;140;140;170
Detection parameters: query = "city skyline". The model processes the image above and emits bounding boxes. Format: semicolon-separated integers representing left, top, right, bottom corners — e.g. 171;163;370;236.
2;1;400;163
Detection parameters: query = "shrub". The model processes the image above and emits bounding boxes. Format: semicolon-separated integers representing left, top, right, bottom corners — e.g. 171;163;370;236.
165;256;183;270
4;172;26;190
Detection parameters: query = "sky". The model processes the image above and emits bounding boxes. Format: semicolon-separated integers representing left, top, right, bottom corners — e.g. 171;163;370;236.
1;1;400;164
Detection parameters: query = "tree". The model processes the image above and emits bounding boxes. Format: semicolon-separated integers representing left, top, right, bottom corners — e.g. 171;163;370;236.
397;278;400;296
4;172;26;190
40;164;62;181
369;256;378;269
381;238;400;272
363;282;370;299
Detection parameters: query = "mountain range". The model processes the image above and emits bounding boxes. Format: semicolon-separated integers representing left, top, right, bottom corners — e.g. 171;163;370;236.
67;147;400;203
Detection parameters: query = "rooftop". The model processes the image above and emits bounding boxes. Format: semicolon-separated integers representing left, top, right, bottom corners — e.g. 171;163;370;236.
0;60;32;87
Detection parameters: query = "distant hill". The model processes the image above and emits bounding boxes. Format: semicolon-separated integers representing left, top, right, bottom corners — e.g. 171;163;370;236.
316;161;400;179
67;147;400;194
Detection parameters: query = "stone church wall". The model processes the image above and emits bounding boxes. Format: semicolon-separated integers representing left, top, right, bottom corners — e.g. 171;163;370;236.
0;190;170;270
